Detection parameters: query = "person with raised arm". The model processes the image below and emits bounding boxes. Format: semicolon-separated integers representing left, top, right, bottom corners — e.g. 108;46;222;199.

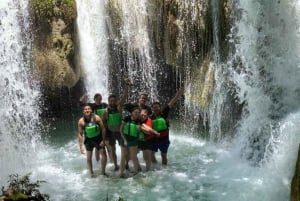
150;87;185;165
101;78;131;171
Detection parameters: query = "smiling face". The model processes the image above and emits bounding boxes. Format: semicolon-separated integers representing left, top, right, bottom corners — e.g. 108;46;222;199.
108;96;117;108
140;109;148;122
131;108;141;120
83;105;92;118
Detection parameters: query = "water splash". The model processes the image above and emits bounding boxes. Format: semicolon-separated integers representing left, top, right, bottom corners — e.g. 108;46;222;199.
228;0;300;164
76;0;109;100
0;0;42;183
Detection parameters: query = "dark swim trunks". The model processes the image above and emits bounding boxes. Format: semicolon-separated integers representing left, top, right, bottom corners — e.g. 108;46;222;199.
84;135;104;151
150;139;170;153
106;130;122;146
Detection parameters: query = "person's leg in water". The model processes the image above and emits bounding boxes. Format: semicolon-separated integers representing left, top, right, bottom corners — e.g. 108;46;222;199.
129;145;139;174
86;150;94;176
161;152;167;165
99;147;107;175
110;144;119;170
151;151;157;163
106;133;119;171
143;149;152;171
120;146;129;178
106;146;113;162
159;140;170;166
95;149;100;162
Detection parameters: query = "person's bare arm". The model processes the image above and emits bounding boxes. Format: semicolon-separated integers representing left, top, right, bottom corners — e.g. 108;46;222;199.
140;124;160;136
118;79;131;111
168;87;185;108
120;122;127;146
101;109;108;127
78;119;85;154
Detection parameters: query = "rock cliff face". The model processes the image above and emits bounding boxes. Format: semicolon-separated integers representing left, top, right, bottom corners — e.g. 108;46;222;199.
30;0;78;90
30;0;232;118
106;0;231;105
29;0;81;116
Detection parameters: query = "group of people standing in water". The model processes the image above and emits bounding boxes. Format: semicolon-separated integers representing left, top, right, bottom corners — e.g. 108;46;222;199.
77;78;185;178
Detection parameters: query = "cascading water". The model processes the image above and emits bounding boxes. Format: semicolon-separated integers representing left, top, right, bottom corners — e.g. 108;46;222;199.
1;0;298;200
209;0;224;141
0;0;42;185
118;0;158;100
76;0;109;100
227;0;300;165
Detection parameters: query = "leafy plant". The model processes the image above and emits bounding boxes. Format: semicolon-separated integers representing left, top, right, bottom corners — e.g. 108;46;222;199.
1;173;49;201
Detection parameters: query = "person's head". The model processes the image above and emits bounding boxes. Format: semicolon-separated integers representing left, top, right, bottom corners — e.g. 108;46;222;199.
108;94;117;107
82;103;93;117
140;109;148;122
131;106;141;120
94;93;102;104
138;93;149;106
151;102;161;116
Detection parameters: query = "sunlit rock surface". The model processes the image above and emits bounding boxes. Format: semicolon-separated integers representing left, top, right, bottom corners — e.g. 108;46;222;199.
30;0;78;89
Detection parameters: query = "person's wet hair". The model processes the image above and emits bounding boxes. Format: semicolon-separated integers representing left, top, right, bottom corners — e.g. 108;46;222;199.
151;101;161;107
139;93;149;100
125;103;139;113
82;103;92;110
130;106;140;113
94;93;102;100
108;94;117;100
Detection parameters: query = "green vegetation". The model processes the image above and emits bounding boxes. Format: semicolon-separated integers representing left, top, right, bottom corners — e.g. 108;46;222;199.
1;173;49;201
30;0;76;26
60;0;77;25
30;0;54;25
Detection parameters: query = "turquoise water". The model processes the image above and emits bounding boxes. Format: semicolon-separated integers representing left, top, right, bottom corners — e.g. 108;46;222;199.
26;114;297;201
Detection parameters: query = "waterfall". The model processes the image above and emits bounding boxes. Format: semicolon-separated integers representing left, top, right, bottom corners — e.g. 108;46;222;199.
0;0;42;183
118;0;158;100
227;0;300;164
208;0;224;141
76;0;109;100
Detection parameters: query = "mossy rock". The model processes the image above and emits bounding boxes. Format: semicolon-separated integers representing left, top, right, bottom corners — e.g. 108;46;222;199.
30;0;76;27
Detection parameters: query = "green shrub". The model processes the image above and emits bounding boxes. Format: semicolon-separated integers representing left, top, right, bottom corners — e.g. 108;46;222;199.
1;173;50;201
31;0;54;24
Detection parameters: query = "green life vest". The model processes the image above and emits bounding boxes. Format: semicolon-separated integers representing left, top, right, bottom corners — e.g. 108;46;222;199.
152;117;168;132
84;122;101;138
107;112;122;127
95;108;106;117
138;131;145;140
123;122;140;138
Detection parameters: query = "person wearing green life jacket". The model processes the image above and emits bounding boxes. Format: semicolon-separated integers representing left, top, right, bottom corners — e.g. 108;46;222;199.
78;104;107;177
79;93;108;117
119;106;141;178
150;87;185;166
102;78;131;171
79;93;108;161
92;93;108;117
139;109;160;171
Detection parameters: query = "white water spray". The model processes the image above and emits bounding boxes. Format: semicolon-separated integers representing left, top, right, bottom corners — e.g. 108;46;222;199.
76;0;109;100
227;0;300;164
119;0;158;100
0;0;42;184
